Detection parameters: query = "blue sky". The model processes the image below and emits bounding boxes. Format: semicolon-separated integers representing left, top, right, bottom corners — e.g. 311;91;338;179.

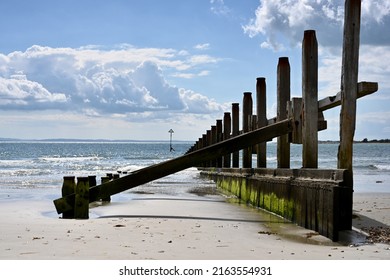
0;0;389;141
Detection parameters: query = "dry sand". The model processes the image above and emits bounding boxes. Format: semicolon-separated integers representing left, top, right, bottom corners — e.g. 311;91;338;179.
0;192;389;260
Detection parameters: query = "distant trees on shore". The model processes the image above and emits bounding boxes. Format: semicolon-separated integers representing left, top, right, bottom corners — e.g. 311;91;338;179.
361;138;390;143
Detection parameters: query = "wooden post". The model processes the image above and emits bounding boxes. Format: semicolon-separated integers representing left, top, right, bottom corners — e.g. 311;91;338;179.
251;115;258;155
223;112;231;167
338;0;361;230
201;134;207;167
288;98;303;144
206;129;212;167
75;177;89;219
302;30;318;168
101;176;111;203
256;77;267;167
338;0;361;186
232;103;240;167
243;92;253;168
88;175;96;188
61;176;75;219
277;57;291;168
211;125;217;167
216;120;223;167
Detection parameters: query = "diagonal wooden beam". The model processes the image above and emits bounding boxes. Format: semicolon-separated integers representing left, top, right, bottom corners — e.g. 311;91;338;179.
53;119;293;214
318;81;378;112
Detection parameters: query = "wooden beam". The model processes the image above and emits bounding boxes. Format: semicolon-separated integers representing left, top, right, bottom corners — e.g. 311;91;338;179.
53;119;293;214
318;81;377;111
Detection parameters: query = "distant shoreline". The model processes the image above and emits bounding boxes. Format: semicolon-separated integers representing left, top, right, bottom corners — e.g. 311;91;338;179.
0;138;193;143
1;138;389;144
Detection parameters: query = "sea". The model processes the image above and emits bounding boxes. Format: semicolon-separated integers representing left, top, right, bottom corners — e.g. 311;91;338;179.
0;141;389;204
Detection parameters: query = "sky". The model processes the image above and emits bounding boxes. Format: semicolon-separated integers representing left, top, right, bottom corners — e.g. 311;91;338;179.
0;0;389;141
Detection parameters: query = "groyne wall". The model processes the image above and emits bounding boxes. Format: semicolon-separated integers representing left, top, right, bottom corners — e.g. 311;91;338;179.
200;168;350;241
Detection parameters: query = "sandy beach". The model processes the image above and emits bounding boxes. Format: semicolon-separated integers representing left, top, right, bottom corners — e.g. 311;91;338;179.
0;190;389;260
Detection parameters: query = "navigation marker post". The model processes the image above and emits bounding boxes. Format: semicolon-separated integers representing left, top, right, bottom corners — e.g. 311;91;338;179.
168;129;175;152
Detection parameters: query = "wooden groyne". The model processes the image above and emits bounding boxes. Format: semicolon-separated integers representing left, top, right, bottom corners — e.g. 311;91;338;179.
186;0;377;241
53;0;377;241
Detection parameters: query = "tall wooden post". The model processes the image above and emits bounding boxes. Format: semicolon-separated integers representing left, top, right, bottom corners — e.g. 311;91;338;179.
101;176;111;203
223;112;231;167
211;125;217;167
206;129;212;167
338;0;361;230
75;177;89;219
277;57;291;168
216;120;223;167
338;0;361;186
61;176;75;219
232;103;240;167
256;77;267;167
302;30;318;168
243;92;253;168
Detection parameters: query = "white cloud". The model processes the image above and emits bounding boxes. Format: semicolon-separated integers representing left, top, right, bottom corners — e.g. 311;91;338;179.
0;45;224;120
0;76;68;109
243;0;390;50
210;0;231;16
194;43;210;50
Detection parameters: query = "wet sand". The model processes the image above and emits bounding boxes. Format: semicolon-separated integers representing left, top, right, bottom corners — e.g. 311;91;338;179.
0;192;389;260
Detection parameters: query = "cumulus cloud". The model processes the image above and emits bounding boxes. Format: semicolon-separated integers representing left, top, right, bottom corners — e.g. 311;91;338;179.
0;45;224;119
194;43;210;50
243;0;390;50
210;0;231;16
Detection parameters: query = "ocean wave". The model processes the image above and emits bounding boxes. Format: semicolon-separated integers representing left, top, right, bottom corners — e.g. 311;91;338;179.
39;156;100;162
354;164;390;171
0;159;33;167
372;164;390;171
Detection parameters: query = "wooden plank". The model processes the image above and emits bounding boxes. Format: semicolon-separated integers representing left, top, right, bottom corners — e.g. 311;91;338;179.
318;81;377;111
54;119;293;214
302;30;318;168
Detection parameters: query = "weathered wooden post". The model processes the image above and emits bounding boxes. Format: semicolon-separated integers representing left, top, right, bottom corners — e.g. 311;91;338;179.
256;77;267;168
211;125;217;167
302;30;318;168
216;119;223;167
88;175;96;189
201;134;207;167
338;0;361;229
206;129;212;167
61;176;75;219
223;112;231;167
101;176;111;203
277;57;291;168
243;92;253;168
75;177;89;219
232;103;240;167
338;0;361;185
